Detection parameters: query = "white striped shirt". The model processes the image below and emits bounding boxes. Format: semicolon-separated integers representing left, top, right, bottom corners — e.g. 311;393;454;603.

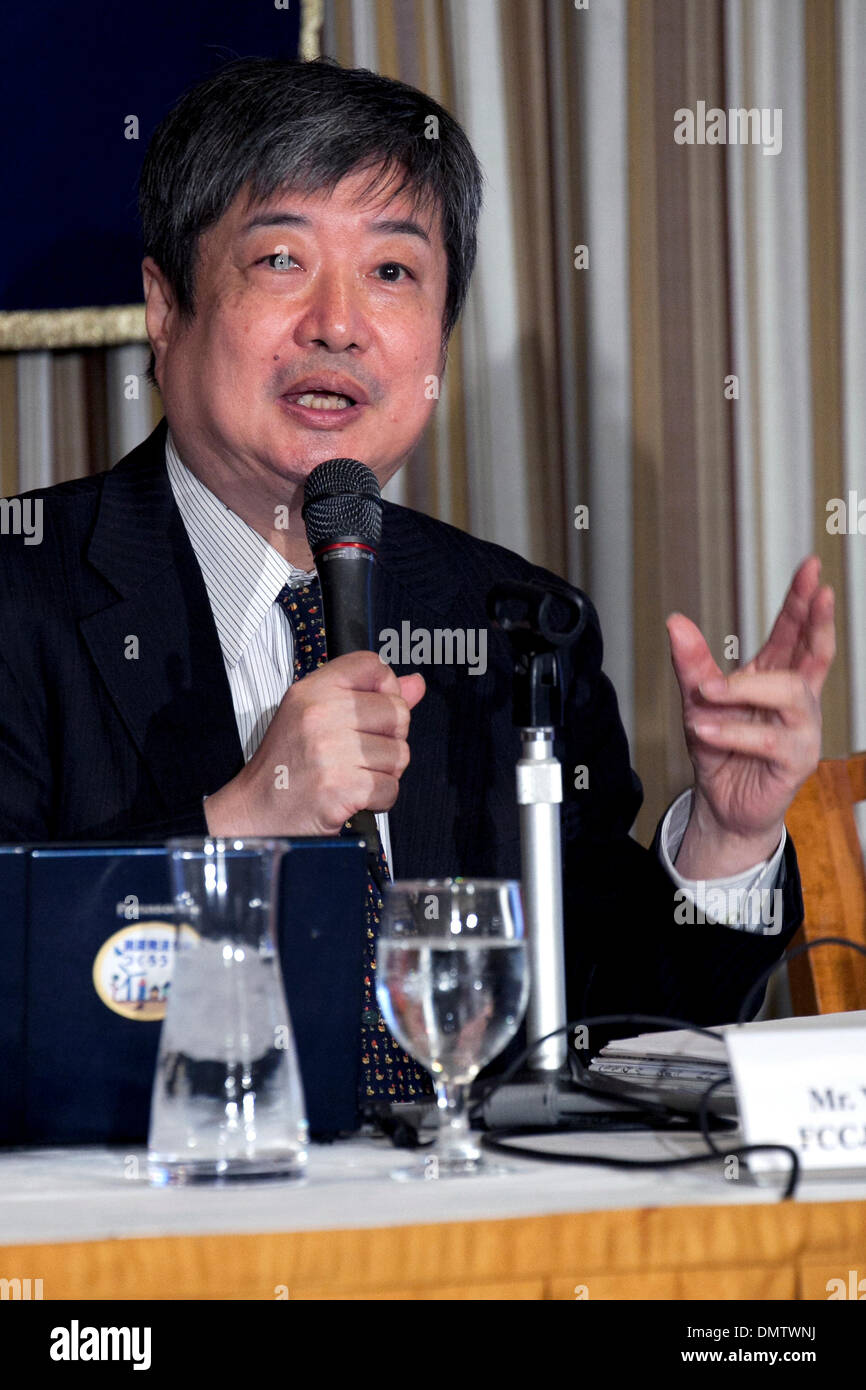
165;431;394;868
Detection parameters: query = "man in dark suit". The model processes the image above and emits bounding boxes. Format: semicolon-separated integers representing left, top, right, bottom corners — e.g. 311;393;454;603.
0;58;835;1035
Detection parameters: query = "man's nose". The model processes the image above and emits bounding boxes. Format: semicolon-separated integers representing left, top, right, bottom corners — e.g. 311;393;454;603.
292;268;372;353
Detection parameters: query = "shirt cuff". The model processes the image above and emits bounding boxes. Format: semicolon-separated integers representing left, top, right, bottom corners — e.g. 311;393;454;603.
658;789;787;934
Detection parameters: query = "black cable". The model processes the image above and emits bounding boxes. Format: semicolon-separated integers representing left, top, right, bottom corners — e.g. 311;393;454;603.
735;935;866;1025
698;1074;735;1156
475;1014;802;1196
480;1134;801;1200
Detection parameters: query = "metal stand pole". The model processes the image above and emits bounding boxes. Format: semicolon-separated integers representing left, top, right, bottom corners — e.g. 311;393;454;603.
517;728;568;1072
487;579;587;1087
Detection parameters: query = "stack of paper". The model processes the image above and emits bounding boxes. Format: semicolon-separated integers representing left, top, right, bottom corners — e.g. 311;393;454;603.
588;1011;866;1120
589;1025;735;1113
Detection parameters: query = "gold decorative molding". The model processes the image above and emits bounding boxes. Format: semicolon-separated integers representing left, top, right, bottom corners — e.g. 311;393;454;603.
0;305;147;352
300;0;324;60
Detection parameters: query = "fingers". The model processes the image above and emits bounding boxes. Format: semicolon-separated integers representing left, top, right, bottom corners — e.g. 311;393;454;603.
349;690;412;738
793;583;836;694
688;717;806;764
697;670;817;727
342;732;412;814
325;649;404;694
666;613;723;698
668;556;836;711
315;653;429;708
355;730;411;778
364;773;402;813
753;554;822;672
751;570;835;693
398;673;426;710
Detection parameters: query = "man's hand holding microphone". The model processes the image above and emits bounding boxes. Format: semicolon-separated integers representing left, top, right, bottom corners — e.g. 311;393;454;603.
204;655;424;836
203;457;423;838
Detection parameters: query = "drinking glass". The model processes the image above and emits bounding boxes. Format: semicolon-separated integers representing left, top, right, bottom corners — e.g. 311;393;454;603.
147;838;308;1185
376;878;528;1179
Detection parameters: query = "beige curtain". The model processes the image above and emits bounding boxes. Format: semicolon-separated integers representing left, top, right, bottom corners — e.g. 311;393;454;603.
322;0;862;840
0;344;163;493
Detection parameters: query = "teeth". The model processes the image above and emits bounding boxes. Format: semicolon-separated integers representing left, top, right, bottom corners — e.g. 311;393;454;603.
295;392;352;410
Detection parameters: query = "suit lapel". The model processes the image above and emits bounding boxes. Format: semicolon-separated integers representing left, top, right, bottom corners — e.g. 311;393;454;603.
374;503;486;877
79;423;244;810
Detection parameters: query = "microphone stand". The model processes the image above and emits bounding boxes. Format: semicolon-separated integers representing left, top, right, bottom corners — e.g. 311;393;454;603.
517;720;568;1072
484;581;588;1122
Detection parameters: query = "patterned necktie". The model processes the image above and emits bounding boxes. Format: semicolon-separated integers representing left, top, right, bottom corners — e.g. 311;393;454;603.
277;579;432;1103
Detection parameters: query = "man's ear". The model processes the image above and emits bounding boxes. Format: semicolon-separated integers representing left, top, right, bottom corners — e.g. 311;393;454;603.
142;257;176;386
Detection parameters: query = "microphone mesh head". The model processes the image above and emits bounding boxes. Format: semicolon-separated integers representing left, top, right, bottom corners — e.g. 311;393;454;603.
302;458;383;549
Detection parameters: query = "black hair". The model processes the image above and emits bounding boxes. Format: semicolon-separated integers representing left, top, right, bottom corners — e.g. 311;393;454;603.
139;56;484;384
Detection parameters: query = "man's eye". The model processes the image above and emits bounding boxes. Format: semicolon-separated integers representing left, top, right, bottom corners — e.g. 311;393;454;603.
375;262;411;283
259;252;297;270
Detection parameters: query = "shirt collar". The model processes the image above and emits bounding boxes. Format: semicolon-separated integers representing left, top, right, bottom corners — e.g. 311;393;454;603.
165;430;315;669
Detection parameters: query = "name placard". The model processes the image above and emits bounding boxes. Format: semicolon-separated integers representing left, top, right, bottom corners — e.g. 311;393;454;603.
725;1017;866;1184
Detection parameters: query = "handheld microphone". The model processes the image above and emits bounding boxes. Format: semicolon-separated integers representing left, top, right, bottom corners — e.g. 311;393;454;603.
301;457;382;652
301;459;384;869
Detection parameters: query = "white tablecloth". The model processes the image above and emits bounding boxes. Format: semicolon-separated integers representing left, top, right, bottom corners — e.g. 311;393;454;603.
2;1130;865;1246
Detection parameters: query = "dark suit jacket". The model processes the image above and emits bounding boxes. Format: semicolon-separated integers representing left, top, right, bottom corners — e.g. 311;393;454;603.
0;420;803;1034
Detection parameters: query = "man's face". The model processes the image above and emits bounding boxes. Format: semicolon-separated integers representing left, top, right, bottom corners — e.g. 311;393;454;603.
145;166;449;494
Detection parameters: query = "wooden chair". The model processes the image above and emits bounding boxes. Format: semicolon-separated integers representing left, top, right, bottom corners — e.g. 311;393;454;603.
784;753;866;1014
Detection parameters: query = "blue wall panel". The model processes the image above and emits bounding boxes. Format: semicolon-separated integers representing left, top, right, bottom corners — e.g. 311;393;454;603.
0;2;302;311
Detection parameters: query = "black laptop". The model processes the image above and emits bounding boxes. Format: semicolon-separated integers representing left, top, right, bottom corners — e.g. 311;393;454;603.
0;838;367;1144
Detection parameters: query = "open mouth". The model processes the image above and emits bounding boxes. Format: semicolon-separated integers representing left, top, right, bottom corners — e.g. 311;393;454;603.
284;390;356;411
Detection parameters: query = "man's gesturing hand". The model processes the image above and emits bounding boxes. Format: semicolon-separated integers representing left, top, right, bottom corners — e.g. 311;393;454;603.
204;652;425;837
667;555;835;879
